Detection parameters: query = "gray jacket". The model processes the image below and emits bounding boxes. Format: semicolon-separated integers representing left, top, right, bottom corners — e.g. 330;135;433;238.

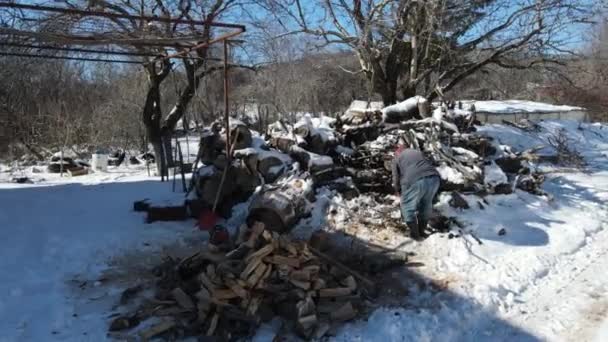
392;148;439;192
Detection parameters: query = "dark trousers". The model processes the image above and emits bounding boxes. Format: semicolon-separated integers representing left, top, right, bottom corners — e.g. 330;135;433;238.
400;176;440;223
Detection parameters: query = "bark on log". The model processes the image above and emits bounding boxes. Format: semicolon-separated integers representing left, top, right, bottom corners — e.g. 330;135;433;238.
247;179;312;233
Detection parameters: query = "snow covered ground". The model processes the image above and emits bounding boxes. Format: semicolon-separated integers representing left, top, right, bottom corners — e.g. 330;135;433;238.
2;120;608;341
0;164;202;341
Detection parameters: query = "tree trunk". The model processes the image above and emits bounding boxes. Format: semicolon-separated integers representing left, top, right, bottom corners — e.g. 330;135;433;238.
142;75;165;176
380;87;397;106
401;85;416;100
142;62;171;177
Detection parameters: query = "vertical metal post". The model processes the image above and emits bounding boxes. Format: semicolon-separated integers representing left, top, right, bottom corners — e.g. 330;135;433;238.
223;40;230;154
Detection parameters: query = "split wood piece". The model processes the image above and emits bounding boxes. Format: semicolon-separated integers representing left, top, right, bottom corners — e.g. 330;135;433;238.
155;306;191;316
296;296;316;317
109;315;139;331
245;243;274;264
240;297;251;310
318;287;352;298
247;262;269;288
196;286;211;303
314;322;331;339
197;305;209;324
342;276;357;291
245;222;266;248
313;278;327;290
196;293;231;307
207;264;217;279
297;314;318;331
247;296;262;316
225;278;249;299
290;278;311;290
139;320;176;341
265;255;301;268
225;244;252;260
199;272;216;293
206;313;219;336
171;288;195;310
279;236;298;255
262;230;273;242
213;288;239;300
330;302;357;322
277;264;292;281
310;247;375;289
316;301;347;314
240;257;263;280
290;269;311;282
147;298;176;306
256;263;273;289
302;265;320;279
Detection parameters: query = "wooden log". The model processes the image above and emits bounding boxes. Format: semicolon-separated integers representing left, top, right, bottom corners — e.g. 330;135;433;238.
247;296;262;316
313;278;327;290
264;255;301;268
246;222;266;246
145;205;188;223
245;244;274;263
302;265;320;279
246;262;268;288
290;279;311;290
171;288;195;310
318;287;352;298
282;239;299;256
240;257;263;280
262;230;273;242
296;296;316;317
109;315;139;331
310;247;375;289
330;302;357;322
68;166;88;176
139;320;175;341
290;269;311;282
196;287;212;304
213;289;238;300
225;279;249;299
297;314;317;331
206;313;219;336
257;264;273;288
199;272;216;293
314;322;331;339
342;275;357;291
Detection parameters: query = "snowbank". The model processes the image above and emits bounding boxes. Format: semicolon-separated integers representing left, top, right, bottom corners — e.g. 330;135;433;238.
464;100;583;113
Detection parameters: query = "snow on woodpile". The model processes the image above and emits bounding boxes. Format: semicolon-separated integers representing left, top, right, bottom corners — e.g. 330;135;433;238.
382;96;430;123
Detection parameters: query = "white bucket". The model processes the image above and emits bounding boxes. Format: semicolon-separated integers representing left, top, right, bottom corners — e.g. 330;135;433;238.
91;153;109;172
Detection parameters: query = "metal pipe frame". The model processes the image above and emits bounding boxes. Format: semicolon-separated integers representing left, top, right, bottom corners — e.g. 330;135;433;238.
0;2;246;31
0;42;225;61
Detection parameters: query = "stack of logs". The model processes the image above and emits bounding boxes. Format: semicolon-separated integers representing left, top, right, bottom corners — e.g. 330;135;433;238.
109;222;372;340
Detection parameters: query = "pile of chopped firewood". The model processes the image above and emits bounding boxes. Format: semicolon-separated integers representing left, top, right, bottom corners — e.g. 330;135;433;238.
109;222;374;340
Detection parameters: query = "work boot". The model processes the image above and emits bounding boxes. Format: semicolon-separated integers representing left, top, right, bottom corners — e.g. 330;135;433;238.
418;220;429;238
406;221;422;240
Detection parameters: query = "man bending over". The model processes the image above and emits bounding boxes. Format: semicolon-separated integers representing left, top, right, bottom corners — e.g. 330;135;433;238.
392;142;440;240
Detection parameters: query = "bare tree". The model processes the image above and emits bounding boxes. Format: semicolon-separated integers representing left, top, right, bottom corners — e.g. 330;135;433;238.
47;0;243;175
258;0;595;105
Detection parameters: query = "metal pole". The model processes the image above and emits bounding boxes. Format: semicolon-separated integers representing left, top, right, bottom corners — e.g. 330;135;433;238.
0;2;246;30
223;40;230;154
